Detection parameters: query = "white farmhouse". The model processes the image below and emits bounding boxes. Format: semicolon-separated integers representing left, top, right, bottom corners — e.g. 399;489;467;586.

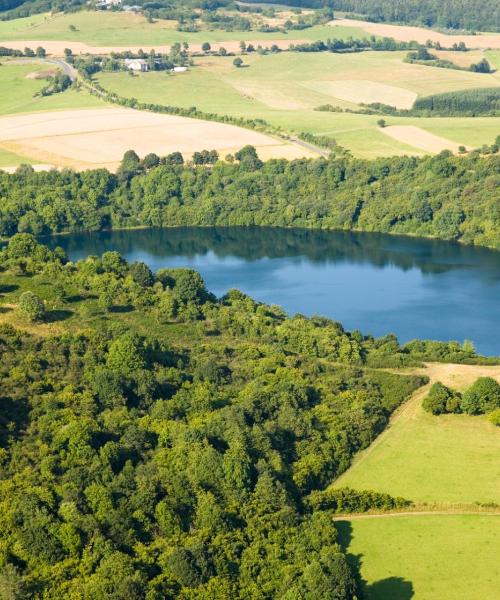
124;59;149;72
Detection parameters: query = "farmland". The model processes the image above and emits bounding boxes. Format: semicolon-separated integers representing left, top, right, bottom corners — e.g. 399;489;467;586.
336;515;500;600
332;361;500;599
0;60;101;115
0;11;365;49
0;107;317;171
96;51;500;157
334;362;500;504
331;18;500;50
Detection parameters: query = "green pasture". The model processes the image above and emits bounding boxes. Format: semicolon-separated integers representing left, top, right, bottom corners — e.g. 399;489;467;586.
0;11;365;46
485;50;500;70
0;61;102;115
334;397;500;504
337;515;500;600
96;51;500;157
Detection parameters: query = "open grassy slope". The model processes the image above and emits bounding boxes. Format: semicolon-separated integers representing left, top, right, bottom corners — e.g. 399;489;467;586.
334;363;500;504
0;11;365;46
0;61;102;115
96;51;500;157
336;515;500;600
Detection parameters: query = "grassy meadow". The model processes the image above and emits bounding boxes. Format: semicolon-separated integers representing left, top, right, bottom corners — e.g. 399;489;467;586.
96;50;500;157
0;60;102;115
334;362;500;504
336;515;500;600
0;11;366;46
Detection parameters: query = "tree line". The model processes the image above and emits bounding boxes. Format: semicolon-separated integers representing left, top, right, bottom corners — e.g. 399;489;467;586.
1;148;499;249
423;377;500;426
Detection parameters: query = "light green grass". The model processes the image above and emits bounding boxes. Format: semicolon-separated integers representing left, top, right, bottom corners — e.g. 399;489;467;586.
0;147;32;167
0;11;365;46
334;399;500;504
485;50;500;70
0;61;102;115
337;515;500;600
96;51;500;157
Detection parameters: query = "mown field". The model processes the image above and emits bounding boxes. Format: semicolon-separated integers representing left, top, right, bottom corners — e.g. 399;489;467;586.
96;51;500;157
0;11;365;46
0;60;101;114
336;515;500;600
334;363;500;504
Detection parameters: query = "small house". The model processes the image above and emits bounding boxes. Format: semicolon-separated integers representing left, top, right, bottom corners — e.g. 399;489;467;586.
125;58;149;72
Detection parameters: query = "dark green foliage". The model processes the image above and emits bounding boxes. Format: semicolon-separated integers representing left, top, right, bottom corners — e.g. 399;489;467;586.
0;237;436;597
423;377;500;417
413;87;500;116
18;291;45;322
307;487;412;512
422;382;461;415
460;377;500;414
1;152;499;249
129;261;154;287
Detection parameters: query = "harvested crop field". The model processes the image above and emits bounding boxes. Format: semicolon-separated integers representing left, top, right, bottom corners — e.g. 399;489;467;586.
0;107;317;170
307;79;417;109
330;19;500;50
380;125;469;153
0;38;307;57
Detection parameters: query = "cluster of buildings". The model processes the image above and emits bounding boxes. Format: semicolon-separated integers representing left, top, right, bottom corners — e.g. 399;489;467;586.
124;59;189;73
95;0;141;12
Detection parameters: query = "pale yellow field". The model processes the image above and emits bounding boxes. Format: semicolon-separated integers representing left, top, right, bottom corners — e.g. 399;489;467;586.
331;19;500;49
0;38;307;56
380;125;471;153
306;79;417;109
0;107;317;170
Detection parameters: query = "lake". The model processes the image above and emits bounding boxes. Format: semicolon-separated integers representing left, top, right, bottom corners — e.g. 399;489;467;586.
46;227;500;355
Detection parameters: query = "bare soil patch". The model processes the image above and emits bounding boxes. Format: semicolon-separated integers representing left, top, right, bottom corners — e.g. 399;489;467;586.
330;19;500;50
25;68;57;79
0;107;317;171
380;125;471;153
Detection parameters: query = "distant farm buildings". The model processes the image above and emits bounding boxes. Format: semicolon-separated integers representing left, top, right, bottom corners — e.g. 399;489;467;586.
95;0;122;8
125;59;149;72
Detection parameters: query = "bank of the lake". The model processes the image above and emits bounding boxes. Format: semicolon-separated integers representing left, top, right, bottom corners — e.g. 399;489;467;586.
46;226;500;356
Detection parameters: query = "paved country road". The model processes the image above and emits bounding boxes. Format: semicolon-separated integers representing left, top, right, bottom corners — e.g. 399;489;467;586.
1;56;77;81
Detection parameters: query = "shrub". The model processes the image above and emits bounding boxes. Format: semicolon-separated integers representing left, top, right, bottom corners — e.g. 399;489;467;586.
422;382;461;415
487;408;500;427
18;291;45;322
461;377;500;415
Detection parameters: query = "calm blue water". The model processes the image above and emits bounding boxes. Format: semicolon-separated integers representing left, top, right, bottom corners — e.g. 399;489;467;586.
46;227;500;355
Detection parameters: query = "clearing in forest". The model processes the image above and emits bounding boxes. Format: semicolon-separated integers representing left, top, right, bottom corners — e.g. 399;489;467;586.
0;107;317;171
336;515;500;600
334;362;500;504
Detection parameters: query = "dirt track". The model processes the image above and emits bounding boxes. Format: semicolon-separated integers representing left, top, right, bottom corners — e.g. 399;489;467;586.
331;19;500;50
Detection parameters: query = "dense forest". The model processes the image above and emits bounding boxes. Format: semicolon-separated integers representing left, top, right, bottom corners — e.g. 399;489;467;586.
364;89;500;117
0;149;499;249
0;233;449;597
412;88;500;116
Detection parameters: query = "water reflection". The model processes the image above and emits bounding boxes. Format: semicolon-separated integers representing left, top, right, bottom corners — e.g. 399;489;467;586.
46;227;500;354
